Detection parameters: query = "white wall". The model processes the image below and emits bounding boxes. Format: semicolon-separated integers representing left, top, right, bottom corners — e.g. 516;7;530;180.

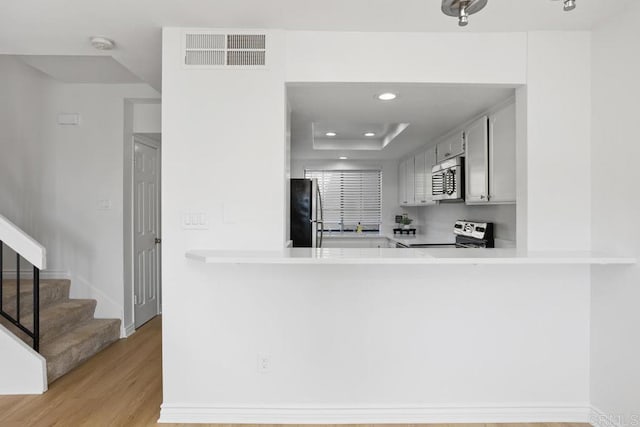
525;32;591;251
161;28;287;254
0;55;53;269
161;263;591;423
0;325;47;395
291;159;400;234
133;102;161;133
590;3;640;426
285;32;527;85
0;55;160;333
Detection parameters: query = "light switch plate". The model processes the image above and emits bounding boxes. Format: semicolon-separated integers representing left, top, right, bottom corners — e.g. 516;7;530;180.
98;199;112;210
182;212;208;230
58;113;81;125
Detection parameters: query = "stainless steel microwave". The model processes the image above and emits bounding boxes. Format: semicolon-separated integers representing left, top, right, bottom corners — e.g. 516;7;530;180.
432;157;464;201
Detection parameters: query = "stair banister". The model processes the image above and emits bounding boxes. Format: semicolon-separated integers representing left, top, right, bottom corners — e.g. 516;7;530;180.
0;214;47;351
0;214;46;270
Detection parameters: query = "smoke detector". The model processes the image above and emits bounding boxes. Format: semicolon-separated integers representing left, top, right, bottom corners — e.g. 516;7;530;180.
90;37;115;50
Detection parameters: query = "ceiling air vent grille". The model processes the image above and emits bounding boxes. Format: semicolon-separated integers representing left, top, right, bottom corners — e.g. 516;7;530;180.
183;32;267;68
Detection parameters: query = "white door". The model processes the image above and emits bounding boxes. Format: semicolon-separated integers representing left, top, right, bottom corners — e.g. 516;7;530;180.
134;137;161;328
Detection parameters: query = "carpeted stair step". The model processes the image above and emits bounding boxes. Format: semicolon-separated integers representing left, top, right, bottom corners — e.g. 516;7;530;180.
1;279;70;318
42;318;121;383
0;299;97;345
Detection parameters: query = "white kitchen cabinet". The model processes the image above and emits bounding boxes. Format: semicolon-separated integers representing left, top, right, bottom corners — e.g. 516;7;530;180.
465;102;516;205
398;159;407;205
414;151;427;204
488;102;516;203
399;157;415;206
414;147;437;206
465;116;490;204
436;131;465;163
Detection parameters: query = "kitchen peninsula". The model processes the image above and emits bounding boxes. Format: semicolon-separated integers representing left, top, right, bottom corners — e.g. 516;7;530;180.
160;25;639;426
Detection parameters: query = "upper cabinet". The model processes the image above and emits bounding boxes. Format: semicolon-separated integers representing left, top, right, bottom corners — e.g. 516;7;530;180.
465;102;516;205
399;157;415;206
436;131;465;163
414;147;437;206
488;102;516;203
398;158;407;205
399;147;436;207
399;100;516;208
464;116;490;203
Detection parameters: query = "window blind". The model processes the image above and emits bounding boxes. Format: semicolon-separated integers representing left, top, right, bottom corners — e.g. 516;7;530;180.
304;169;382;231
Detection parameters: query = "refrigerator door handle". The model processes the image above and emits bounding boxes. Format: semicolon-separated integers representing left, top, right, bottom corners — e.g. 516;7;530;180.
317;187;324;248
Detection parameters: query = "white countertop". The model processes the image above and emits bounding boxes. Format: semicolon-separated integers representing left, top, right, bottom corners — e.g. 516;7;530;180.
186;248;636;266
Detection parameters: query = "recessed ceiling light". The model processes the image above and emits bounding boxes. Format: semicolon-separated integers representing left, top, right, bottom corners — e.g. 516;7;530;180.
325;132;337;137
364;132;376;137
339;156;348;160
90;36;116;50
377;92;397;101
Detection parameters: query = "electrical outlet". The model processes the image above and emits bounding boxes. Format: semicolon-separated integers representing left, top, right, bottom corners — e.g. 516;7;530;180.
257;354;270;373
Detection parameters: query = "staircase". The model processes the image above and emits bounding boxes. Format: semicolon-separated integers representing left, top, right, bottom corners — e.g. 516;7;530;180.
0;278;121;383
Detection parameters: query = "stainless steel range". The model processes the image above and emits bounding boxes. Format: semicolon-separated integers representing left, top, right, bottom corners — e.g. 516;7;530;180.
453;220;494;248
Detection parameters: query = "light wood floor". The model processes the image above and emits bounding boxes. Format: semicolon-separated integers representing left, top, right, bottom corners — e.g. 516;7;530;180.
0;316;590;427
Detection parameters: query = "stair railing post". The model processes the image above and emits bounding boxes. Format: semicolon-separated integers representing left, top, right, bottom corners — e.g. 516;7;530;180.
0;242;3;312
16;253;20;322
33;267;39;352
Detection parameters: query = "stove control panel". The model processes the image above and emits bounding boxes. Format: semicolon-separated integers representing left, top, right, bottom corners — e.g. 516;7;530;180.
454;220;492;240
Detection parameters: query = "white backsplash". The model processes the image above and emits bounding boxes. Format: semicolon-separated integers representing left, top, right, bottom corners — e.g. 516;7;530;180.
403;203;517;246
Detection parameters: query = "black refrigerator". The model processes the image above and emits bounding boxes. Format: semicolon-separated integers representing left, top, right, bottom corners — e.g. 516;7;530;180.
290;179;323;248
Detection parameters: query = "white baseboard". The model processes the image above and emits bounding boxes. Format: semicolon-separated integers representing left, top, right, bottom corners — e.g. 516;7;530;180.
590;406;624;427
159;403;591;424
2;269;69;280
123;323;136;338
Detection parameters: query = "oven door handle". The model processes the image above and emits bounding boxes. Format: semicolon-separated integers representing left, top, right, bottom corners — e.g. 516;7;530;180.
456;243;478;248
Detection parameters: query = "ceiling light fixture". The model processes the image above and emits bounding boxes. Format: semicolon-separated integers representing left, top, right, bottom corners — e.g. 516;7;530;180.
90;36;116;50
377;92;397;101
325;132;337;137
441;0;487;27
364;132;376;137
441;0;576;27
339;156;348;160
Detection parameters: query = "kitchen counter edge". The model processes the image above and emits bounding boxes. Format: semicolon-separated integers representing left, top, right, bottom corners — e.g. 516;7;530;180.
185;248;636;266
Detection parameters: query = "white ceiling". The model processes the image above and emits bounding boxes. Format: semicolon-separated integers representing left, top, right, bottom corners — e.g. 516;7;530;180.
0;0;634;90
288;83;515;160
18;55;141;84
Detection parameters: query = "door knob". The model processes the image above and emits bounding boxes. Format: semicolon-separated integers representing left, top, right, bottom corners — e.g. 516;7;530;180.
155;238;162;244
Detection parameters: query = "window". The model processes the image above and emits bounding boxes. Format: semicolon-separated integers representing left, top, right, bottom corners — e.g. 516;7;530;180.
304;169;382;232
